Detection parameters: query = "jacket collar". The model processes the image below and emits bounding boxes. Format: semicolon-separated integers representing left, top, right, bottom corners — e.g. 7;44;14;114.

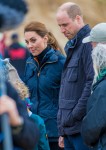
92;75;106;91
39;47;59;64
77;24;91;42
65;24;91;53
29;47;58;65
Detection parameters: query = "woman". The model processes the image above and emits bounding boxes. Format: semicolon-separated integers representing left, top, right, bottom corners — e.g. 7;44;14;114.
81;44;106;150
24;21;65;150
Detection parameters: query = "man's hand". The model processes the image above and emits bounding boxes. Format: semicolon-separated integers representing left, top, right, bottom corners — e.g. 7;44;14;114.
58;136;64;148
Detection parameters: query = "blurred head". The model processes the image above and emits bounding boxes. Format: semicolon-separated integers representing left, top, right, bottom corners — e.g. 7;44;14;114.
11;33;19;43
56;2;84;40
92;43;106;78
83;23;106;48
0;0;28;32
24;21;60;56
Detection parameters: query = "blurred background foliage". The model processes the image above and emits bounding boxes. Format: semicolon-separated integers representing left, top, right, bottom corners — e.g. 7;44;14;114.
5;0;106;53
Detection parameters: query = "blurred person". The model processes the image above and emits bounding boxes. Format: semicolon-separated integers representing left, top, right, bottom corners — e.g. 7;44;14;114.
0;33;6;57
0;0;39;149
4;59;50;150
56;2;94;150
82;23;106;48
81;44;106;150
0;80;39;150
24;21;66;150
82;22;106;83
4;33;29;80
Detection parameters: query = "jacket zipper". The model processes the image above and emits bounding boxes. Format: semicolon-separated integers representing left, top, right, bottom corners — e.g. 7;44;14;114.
26;60;57;114
37;60;57;77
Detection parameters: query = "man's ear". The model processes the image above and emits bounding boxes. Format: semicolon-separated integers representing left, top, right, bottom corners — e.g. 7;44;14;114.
75;15;82;24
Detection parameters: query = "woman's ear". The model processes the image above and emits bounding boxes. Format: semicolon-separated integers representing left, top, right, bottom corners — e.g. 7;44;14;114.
43;35;48;48
44;35;48;43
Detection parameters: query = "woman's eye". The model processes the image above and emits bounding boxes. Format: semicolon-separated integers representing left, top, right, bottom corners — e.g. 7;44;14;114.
31;39;36;43
25;41;28;44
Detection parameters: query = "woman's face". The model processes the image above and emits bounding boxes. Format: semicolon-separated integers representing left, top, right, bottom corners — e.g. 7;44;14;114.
25;31;48;56
91;42;98;48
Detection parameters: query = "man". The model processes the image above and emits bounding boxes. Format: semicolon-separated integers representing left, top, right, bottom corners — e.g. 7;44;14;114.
56;2;94;150
82;23;106;47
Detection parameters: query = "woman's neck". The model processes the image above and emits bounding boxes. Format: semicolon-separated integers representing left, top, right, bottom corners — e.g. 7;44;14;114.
35;46;50;64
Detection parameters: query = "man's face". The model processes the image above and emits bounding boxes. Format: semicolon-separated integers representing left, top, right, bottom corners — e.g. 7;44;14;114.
56;11;80;40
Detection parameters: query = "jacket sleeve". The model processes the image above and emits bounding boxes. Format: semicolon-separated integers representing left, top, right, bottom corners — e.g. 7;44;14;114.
81;84;106;147
7;82;39;150
30;114;50;150
72;43;94;121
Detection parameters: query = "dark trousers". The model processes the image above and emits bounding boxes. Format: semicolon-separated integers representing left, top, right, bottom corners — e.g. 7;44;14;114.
64;133;91;150
49;142;64;150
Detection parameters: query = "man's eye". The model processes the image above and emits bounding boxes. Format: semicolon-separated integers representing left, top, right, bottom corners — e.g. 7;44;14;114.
63;24;68;27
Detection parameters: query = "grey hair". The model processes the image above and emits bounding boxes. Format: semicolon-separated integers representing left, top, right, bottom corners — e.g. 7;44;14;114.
92;43;106;82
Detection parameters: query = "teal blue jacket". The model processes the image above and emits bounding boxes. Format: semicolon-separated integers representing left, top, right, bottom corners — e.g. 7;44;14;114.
24;47;65;141
30;114;50;150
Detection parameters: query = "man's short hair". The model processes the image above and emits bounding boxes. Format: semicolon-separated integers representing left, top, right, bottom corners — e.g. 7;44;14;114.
83;23;106;43
67;4;82;20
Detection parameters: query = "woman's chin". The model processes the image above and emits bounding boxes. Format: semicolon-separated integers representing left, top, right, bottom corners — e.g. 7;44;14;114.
32;53;37;56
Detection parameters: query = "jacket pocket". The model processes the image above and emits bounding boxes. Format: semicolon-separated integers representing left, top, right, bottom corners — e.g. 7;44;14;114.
67;58;79;82
59;99;77;127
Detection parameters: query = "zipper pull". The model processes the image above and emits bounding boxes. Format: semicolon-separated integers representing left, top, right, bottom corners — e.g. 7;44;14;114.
38;72;40;76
